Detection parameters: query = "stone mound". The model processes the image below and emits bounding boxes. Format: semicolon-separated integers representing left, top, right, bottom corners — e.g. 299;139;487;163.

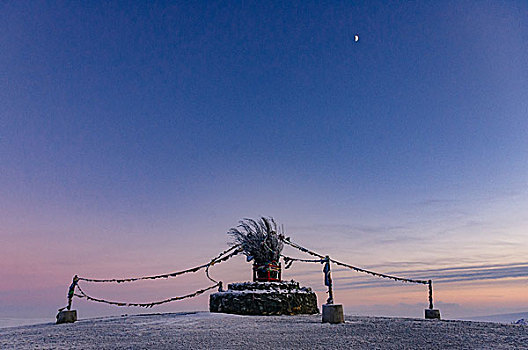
209;281;319;316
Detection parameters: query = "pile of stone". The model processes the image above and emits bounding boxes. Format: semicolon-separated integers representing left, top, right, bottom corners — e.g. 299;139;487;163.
210;281;319;316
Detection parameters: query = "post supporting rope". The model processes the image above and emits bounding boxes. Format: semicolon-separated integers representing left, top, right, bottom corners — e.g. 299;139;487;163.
428;279;434;310
323;256;334;304
58;275;79;312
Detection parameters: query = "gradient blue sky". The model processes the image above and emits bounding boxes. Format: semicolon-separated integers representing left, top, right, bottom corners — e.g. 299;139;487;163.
1;1;527;320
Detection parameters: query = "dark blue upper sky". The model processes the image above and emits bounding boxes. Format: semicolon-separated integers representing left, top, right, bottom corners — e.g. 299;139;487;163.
3;1;527;206
1;1;527;318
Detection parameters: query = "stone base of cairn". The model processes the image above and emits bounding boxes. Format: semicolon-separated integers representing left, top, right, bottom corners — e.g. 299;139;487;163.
210;281;319;316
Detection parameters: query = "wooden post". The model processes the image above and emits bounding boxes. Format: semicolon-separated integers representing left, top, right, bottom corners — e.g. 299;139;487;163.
324;256;334;304
57;275;79;324
321;256;344;323
424;280;441;319
67;275;78;310
428;280;434;310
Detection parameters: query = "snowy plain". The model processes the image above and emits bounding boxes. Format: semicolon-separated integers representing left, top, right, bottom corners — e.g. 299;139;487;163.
1;312;527;349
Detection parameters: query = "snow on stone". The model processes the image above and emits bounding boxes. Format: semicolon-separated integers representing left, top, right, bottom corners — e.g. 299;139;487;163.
514;318;527;326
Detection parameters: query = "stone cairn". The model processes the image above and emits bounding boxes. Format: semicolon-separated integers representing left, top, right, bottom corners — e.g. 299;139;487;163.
209;217;319;316
210;281;319;315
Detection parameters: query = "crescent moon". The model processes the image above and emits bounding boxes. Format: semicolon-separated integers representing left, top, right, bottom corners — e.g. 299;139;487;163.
354;35;359;42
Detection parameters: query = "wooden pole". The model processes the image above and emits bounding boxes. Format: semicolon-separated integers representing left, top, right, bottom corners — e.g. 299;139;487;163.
67;275;79;310
57;275;79;324
324;256;334;304
321;255;344;323
428;280;434;310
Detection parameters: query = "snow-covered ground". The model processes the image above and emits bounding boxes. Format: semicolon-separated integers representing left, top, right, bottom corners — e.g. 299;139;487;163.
0;318;51;329
459;312;528;324
1;312;526;349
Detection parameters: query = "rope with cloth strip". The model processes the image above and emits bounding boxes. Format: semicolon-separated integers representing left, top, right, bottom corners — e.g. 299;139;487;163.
281;255;324;269
75;282;219;308
281;237;428;284
205;247;242;283
77;244;241;283
64;246;241;309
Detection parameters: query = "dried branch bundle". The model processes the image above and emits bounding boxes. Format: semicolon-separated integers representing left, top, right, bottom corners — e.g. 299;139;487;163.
228;217;284;265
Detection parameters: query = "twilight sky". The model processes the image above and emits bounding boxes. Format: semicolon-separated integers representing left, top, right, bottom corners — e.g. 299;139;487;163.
1;1;527;320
